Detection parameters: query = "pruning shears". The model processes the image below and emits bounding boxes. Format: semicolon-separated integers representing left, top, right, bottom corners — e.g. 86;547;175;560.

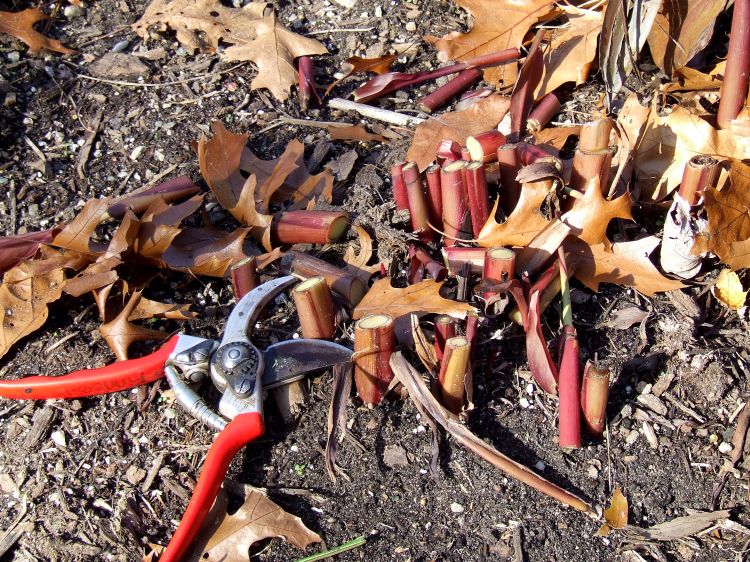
0;275;352;561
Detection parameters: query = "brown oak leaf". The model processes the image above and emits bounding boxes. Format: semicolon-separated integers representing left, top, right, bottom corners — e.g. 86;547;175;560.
325;54;397;95
597;487;629;536
562;178;633;249
98;291;166;361
696;161;750;270
406;94;510;171
0;229;58;276
565;237;684;296
198;121;333;250
0;8;75;55
132;0;326;100
535;6;603;98
647;0;729;76
52;198;112;255
425;0;556;87
0;260;66;359
353;278;476;331
191;486;321;561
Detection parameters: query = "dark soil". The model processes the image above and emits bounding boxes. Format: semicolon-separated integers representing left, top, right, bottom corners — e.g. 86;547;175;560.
1;1;750;561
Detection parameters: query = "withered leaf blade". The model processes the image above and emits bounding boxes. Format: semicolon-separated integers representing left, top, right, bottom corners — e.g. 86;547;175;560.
712;269;748;310
407;94;510;171
647;0;730;76
425;0;557;87
602;306;650;330
597;487;629;535
325;362;353;483
624;510;731;541
133;0;326;100
325;54;397;95
192;485;321;560
163;226;253;277
565;237;685;296
0;8;76;55
53;198;112;255
477;181;554;248
353;278;476;323
98;291;166;361
0;261;66;360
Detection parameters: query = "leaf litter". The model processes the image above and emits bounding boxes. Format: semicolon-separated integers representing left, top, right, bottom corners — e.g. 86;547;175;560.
3;0;750;559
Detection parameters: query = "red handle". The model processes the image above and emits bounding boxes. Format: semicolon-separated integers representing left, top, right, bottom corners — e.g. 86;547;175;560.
160;411;265;562
0;335;180;399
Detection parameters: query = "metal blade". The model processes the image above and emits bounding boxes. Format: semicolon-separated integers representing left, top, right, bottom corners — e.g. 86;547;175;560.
262;339;352;390
221;275;298;346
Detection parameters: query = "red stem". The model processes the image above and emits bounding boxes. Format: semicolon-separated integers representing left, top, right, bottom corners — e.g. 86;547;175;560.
440;161;469;247
497;143;521;213
425;163;443;227
391;163;410;212
297;56;320;111
557;325;581;449
434;315;456;361
419;68;482;113
403;163;434;242
465;161;490;237
527;92;562;132
354;48;521;103
467;130;506;164
717;0;750;127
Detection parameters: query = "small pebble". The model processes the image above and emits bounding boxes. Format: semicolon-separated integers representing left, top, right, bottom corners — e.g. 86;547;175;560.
718;442;733;454
7;52;20;63
450;502;464;513
642;421;658;449
625;429;640;445
63;4;86;17
51;430;67;448
519;397;530;408
535;461;545;471
290;444;299;452
405;21;416;32
587;465;599;479
111;40;130;53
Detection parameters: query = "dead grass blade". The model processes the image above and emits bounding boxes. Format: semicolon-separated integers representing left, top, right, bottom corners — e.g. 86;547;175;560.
326;362;353;483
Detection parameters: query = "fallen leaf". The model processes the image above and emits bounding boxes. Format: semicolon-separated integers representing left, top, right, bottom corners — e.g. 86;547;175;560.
426;0;557;87
713;269;747;310
599;0;660;108
562;178;633;249
697;161;750;270
565;237;685;296
0;261;66;360
661;62;726;93
406;94;510;171
52;198;112;255
353;278;475;324
603;306;650;330
344;225;374;270
163;226;254;276
647;0;730;76
535;6;602;98
198;121;333;249
622;510;731;541
328;124;387;143
477;181;554;248
193;486;321;560
0;229;57;275
325;54;397;95
635;105;750;200
98;291;166;361
532;126;581;153
597;487;628;536
128;296;195;321
0;8;76;55
133;0;327;100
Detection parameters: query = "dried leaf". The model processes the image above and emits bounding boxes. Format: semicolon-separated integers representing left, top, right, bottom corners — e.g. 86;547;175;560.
562;177;633;249
328;124;387;143
532;126;581;153
406;94;511;171
535;6;603;98
426;0;557;87
163;226;253;276
198;121;333;249
0;8;76;55
635;105;750;201
477;181;554;248
325;362;353;482
661;61;726;93
599;0;660;108
0;261;65;360
597;487;629;535
697;161;750;270
194;486;321;560
133;0;326;100
603;306;650;329
0;229;57;275
344;225;374;270
98;291;166;361
107;176;200;218
52;198;112;255
510;30;546;137
129;297;195;321
353;278;475;325
713;269;747;310
623;510;731;541
565;237;685;296
325;54;397;95
647;0;730;76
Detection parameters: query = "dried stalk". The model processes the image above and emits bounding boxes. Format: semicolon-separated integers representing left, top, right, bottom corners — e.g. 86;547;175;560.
271;210;349;245
418;68;482;113
678;155;720;205
438;336;471;415
282;251;366;306
580;361;610;437
434;315;456;361
443;246;487;275
328;98;425;127
569;149;614;194
391;353;593;513
230;256;258;299
578;118;612;151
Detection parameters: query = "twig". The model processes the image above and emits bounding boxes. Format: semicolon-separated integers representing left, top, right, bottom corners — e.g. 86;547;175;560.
294;536;367;562
74;62;248;88
45;331;79;355
8;180;16;235
328;98;424;127
76;107;104;180
512;523;525;562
